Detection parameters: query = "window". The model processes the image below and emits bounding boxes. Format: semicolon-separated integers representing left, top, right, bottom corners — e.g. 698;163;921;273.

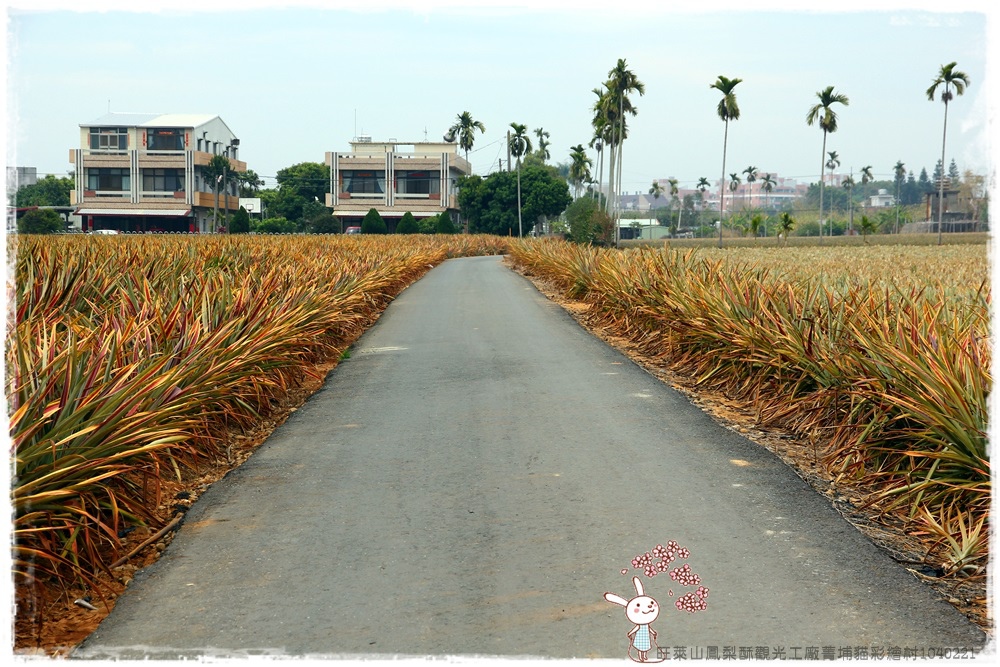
396;170;440;195
342;170;385;194
89;127;128;151
142;168;185;192
87;168;130;191
147;128;184;151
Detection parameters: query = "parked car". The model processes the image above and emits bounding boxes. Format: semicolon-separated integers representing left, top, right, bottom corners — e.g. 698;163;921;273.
345;226;362;235
90;229;120;235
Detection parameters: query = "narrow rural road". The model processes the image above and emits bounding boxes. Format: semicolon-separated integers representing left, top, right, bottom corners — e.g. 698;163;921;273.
76;255;988;660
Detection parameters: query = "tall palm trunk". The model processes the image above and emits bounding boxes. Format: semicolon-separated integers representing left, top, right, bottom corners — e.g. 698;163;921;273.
937;99;949;245
819;131;827;242
718;120;728;248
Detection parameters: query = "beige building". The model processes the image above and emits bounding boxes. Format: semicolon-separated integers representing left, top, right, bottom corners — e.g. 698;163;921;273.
70;113;246;233
326;137;471;230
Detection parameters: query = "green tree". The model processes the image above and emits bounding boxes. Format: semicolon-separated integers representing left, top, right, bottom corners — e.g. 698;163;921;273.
12;174;73;206
17;208;63;234
230;206;251;234
448;112;486;164
711;75;742;247
436;210;456;234
508;122;533;236
396;211;420;234
927;61;970;244
275;162;330;204
564;196;602;244
361;208;387;234
806;85;849;241
459;164;570;237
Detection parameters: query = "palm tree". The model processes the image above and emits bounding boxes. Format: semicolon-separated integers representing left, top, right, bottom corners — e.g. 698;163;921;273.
760;173;776;211
604;59;645;247
893;160;906;234
927;62;970;245
842;174;855;234
711;75;742;248
667;178;681;233
778;211;795;245
858;214;878;243
449;111;486;164
508;122;532;237
806;86;849;241
569;144;593;199
825;151;840;179
649;179;664;204
534;127;551;163
743;165;758;210
729;173;741;196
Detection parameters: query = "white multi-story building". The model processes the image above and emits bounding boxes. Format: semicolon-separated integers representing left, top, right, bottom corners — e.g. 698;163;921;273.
70;112;246;233
326;137;471;231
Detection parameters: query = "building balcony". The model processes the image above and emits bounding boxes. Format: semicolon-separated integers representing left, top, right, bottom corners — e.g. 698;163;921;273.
192;191;240;211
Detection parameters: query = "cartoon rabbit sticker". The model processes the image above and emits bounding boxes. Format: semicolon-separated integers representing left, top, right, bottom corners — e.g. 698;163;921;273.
605;576;661;662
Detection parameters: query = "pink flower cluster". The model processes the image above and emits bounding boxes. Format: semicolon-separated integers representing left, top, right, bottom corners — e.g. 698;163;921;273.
668;563;701;586
675;592;708;613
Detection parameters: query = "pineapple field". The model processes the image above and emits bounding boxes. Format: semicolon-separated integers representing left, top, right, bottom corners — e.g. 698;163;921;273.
8;232;992;650
507;239;990;579
8;233;509;636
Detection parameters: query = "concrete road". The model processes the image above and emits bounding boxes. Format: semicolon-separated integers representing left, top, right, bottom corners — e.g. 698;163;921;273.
75;255;988;660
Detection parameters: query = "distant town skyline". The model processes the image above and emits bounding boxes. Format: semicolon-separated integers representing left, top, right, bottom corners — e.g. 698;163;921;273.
4;1;994;197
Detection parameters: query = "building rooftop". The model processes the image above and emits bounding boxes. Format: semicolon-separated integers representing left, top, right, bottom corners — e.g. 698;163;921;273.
83;112;221;128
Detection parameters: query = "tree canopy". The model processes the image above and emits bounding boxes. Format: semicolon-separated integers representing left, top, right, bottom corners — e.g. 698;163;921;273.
458;165;571;236
12;174;73;206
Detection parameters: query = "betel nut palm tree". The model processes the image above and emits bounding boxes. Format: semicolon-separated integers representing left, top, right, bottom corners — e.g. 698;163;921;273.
760;173;776;211
534;127;551;163
743;165;758;211
569;144;592;199
448;111;486;164
508;122;532;237
893;160;906;234
604;59;645;247
927;62;970;245
711;75;742;248
807;86;849;241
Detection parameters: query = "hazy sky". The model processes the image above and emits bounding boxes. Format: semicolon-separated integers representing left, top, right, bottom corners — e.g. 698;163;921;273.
3;0;995;195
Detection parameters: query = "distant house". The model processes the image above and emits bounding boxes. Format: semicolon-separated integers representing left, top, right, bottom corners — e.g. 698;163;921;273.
869;189;895;208
326;137;471;231
70;112;247;233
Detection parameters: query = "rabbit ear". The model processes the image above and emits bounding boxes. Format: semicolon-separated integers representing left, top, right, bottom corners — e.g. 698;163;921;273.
604;592;628;607
633;577;644;596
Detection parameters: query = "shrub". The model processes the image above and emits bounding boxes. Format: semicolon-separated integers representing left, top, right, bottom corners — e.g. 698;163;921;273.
418;215;438;235
254;217;296;234
396;212;419;234
230;206;251;234
361;208;387;234
310;212;342;234
436;210;456;234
